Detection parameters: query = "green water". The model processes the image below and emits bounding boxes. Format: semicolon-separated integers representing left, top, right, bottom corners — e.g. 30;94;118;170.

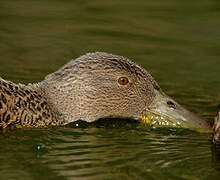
1;0;220;179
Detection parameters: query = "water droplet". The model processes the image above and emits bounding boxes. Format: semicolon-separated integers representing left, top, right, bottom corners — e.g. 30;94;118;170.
36;143;45;151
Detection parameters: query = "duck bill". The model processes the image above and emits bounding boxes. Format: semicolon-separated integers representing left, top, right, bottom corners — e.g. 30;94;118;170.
141;92;211;132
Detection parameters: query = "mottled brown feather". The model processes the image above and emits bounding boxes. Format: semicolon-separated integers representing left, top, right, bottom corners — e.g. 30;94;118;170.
0;52;161;128
0;77;60;128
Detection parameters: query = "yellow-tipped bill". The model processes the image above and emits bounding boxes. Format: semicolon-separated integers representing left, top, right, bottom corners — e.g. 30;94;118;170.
141;91;210;132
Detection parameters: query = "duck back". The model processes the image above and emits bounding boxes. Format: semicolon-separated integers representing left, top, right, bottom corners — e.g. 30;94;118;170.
0;77;57;128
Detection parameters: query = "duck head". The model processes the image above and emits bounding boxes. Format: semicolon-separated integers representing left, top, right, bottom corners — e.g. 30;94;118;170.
39;52;210;130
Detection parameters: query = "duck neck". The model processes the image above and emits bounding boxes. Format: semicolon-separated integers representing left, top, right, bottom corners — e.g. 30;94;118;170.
38;78;82;125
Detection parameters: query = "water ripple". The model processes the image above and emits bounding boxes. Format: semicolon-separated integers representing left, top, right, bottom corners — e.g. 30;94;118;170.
13;126;211;180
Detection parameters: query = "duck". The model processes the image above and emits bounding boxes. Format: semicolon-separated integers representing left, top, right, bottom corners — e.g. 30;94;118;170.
0;52;210;130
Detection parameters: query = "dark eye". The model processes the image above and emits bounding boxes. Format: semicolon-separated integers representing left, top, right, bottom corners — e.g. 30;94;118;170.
167;101;177;109
118;77;129;85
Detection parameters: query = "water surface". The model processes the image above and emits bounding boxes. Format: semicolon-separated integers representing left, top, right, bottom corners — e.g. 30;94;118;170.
0;0;220;179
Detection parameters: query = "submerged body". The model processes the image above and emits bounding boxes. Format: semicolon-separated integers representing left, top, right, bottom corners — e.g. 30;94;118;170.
0;52;210;131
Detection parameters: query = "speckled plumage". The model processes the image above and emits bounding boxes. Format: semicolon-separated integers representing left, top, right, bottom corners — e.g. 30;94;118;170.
0;77;63;128
0;52;159;128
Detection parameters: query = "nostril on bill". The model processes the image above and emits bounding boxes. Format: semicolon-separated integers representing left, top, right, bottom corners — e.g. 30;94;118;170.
167;101;177;109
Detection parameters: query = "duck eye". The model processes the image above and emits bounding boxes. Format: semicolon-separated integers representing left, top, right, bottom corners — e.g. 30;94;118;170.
167;101;177;109
118;77;129;85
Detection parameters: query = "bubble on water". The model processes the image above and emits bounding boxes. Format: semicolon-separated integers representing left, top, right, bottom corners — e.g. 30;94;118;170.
36;144;45;151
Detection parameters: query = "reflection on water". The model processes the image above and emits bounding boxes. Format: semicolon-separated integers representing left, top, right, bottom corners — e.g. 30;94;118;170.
1;0;220;179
